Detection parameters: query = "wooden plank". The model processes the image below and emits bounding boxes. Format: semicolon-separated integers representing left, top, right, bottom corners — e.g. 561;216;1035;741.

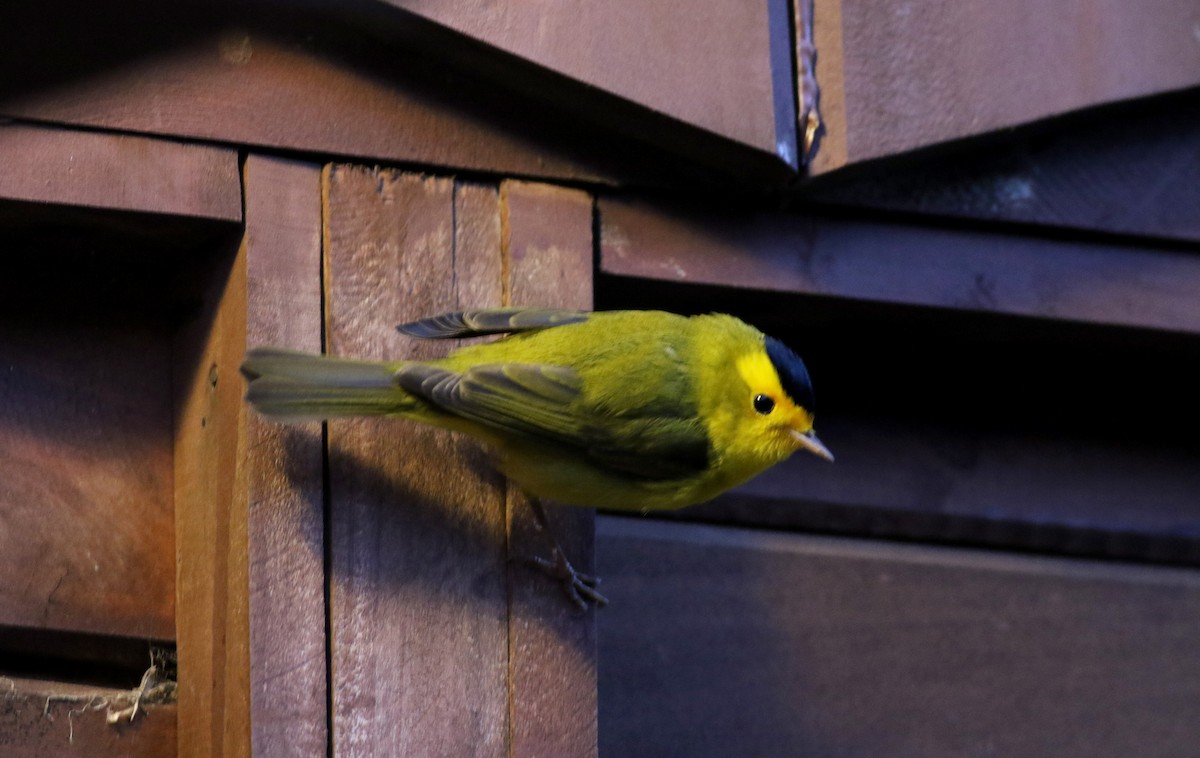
241;155;328;756
0;677;175;757
807;89;1200;243
379;0;798;167
173;243;251;757
1;18;666;188
810;0;1200;174
501;180;597;758
0;313;175;639
677;416;1200;564
599;193;1200;334
325;166;508;756
0;122;240;220
597;516;1200;757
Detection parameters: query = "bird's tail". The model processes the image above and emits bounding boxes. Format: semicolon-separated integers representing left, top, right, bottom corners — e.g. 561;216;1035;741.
240;348;414;421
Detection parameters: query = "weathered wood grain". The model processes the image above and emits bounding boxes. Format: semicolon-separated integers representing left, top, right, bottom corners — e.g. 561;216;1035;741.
501;180;597;758
0;122;240;220
325;166;509;756
382;0;798;166
242;155;328;756
173;242;250;758
599;193;1200;334
810;0;1200;173
598;516;1200;757
0;677;176;757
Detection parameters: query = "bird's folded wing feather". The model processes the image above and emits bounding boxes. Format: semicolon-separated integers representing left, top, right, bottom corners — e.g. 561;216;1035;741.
394;362;710;481
396;308;588;339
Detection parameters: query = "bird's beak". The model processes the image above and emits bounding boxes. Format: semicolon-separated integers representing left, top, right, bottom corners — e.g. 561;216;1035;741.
790;429;834;462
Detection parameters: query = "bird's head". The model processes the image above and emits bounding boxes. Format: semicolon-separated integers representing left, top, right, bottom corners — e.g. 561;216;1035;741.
734;336;833;463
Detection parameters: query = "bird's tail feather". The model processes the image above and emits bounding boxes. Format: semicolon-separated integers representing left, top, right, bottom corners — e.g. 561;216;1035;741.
241;348;413;421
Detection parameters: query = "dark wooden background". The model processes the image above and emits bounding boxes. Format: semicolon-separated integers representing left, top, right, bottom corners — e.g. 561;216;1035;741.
0;1;1197;756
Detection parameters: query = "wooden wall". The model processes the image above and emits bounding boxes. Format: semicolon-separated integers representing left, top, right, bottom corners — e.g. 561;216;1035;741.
598;519;1200;757
1;1;1198;756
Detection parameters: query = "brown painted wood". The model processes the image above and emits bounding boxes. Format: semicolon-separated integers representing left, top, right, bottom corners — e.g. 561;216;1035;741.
0;122;240;220
501;180;598;758
325;166;509;755
598;516;1200;757
599;193;1200;334
0;313;175;639
1;19;666;188
241;155;328;756
810;0;1200;174
381;0;798;166
0;127;242;639
0;677;176;757
806;89;1200;243
173;244;251;757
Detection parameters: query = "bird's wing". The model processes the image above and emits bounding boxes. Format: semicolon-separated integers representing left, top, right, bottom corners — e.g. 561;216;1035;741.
396;308;588;340
583;415;711;481
396;362;583;438
394;362;710;481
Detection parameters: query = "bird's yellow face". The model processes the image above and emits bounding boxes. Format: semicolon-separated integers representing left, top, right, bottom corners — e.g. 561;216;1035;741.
733;349;833;464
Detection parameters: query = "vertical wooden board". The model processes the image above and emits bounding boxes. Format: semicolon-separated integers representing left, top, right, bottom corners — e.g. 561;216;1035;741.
325;166;508;756
501;180;597;758
454;183;505;309
598;516;1200;757
242;155;328;756
173;244;251;758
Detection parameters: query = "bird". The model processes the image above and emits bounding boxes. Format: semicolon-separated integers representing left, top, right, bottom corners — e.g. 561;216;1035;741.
240;307;832;608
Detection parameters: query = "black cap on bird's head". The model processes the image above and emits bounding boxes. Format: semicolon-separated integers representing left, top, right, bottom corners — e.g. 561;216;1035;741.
763;335;831;461
764;336;816;413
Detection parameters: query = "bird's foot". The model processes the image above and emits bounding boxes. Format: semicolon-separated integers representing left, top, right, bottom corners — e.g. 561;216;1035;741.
524;548;609;611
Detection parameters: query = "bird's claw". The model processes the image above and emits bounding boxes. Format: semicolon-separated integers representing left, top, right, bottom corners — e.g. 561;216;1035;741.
524;548;609;611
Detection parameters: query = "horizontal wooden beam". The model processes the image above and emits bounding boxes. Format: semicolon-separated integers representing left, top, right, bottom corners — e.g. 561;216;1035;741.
810;0;1200;173
672;416;1200;564
1;677;176;756
599;193;1200;334
598;516;1200;756
0;123;241;220
805;88;1200;243
0;14;687;187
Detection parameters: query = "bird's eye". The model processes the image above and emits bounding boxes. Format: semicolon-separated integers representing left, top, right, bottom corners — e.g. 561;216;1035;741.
753;394;775;414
